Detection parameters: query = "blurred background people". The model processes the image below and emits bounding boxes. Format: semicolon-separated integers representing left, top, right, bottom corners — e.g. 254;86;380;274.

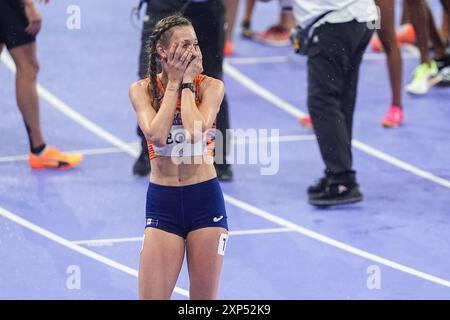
0;0;83;169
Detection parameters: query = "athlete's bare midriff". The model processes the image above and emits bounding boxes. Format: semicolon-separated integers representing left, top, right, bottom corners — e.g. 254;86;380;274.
149;155;217;186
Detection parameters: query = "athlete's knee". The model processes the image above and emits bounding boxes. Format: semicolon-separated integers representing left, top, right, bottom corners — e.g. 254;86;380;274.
16;58;39;77
27;58;40;75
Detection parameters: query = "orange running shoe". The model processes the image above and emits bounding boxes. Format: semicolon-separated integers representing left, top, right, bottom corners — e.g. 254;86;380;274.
370;34;383;52
255;25;291;46
29;146;83;169
396;23;416;45
298;115;313;128
381;105;404;128
224;40;234;56
371;23;416;52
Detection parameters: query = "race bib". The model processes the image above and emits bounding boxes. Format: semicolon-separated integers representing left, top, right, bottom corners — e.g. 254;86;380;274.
152;125;207;157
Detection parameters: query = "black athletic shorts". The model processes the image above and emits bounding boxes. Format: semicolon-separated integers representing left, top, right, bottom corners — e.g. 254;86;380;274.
0;0;36;49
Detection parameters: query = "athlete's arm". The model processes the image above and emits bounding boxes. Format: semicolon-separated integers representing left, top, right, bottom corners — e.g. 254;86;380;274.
129;42;191;147
129;81;179;148
180;53;224;141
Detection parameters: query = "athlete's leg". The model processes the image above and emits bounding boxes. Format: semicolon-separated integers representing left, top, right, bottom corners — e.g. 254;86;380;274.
401;0;410;24
442;11;449;42
9;42;44;149
186;227;228;300
225;0;239;43
241;0;256;38
440;0;450;42
406;0;431;64
426;2;446;58
243;0;256;23
139;228;185;300
376;0;403;108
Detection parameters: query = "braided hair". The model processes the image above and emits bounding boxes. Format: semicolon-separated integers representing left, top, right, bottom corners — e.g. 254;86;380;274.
146;15;192;112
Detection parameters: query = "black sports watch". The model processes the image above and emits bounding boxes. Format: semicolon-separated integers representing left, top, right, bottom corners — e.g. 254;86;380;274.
181;82;195;94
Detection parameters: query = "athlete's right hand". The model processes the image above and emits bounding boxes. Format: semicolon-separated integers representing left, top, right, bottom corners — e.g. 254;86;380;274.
23;1;42;35
162;41;194;83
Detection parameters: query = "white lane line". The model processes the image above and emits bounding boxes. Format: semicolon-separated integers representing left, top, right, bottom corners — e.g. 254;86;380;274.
3;50;450;289
224;61;307;118
72;227;294;246
0;155;28;162
0;52;140;158
352;140;450;188
223;61;450;189
74;236;144;246
0;135;316;163
0;206;190;298
223;62;308;118
223;194;450;288
233;134;316;145
0;144;140;163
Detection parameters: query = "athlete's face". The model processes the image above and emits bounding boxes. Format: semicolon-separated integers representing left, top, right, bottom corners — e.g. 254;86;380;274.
159;26;201;61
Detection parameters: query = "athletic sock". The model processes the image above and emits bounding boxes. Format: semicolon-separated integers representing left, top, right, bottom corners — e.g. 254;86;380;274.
31;143;47;155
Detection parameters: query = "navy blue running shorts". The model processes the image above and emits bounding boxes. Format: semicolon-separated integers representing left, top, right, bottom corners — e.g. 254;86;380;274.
145;177;228;238
0;0;36;49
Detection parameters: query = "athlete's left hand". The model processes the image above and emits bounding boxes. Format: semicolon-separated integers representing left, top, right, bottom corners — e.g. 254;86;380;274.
183;47;203;83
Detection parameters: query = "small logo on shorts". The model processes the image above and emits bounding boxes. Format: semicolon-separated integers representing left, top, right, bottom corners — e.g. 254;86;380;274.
213;216;224;223
146;218;158;227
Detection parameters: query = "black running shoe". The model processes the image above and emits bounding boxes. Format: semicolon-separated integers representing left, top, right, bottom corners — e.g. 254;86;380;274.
435;66;450;87
308;182;363;207
435;53;450;71
215;164;233;182
133;148;151;176
307;176;328;198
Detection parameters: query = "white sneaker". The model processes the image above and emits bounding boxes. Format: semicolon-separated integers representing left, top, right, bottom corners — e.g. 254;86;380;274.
406;61;439;95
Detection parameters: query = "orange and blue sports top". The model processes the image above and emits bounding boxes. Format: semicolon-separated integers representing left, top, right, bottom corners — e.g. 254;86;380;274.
148;74;216;160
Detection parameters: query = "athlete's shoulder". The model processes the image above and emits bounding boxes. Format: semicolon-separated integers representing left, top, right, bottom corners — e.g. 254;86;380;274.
199;75;224;93
129;79;152;110
129;79;149;94
129;79;151;100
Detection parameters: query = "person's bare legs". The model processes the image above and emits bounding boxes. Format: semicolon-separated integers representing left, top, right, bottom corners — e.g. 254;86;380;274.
225;0;239;43
8;42;44;149
406;0;431;64
401;0;411;24
243;0;256;23
426;2;446;59
442;11;449;43
186;227;227;300
241;0;256;38
139;228;185;299
440;0;450;42
376;0;403;107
